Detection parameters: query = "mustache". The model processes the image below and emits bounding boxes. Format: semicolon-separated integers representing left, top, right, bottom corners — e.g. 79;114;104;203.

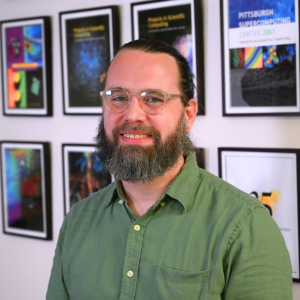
112;123;161;144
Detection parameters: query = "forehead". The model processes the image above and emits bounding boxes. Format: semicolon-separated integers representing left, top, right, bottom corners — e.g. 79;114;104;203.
105;49;180;92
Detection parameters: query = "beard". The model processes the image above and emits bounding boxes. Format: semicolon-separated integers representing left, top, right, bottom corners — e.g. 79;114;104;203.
94;113;196;183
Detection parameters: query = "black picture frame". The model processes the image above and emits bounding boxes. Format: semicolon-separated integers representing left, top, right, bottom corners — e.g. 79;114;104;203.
0;141;52;240
219;147;300;282
62;144;112;215
220;0;300;116
131;0;205;115
60;6;120;115
0;16;52;116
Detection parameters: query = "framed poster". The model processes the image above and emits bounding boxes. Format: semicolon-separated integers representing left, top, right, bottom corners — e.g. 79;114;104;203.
131;0;205;115
220;0;300;116
219;147;300;282
62;144;112;214
0;17;52;116
60;6;120;115
0;141;52;240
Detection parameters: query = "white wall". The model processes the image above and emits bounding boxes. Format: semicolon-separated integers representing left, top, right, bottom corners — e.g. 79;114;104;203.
0;0;299;298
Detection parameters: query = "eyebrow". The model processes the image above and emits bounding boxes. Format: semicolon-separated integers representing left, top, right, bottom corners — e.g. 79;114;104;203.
106;87;165;93
109;86;125;90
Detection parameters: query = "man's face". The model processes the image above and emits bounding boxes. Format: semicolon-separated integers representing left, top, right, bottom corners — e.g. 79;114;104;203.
103;49;185;147
95;49;195;182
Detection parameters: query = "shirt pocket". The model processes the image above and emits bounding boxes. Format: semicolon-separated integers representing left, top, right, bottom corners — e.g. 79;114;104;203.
151;265;210;300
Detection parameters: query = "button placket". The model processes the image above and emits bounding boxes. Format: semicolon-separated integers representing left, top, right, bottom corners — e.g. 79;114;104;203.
119;210;156;300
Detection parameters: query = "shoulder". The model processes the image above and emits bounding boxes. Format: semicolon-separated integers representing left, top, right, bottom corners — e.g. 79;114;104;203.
196;168;289;255
198;167;283;245
184;163;268;215
197;168;287;249
174;153;266;215
198;167;264;210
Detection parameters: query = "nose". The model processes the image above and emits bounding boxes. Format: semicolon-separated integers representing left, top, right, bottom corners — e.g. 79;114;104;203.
123;94;147;124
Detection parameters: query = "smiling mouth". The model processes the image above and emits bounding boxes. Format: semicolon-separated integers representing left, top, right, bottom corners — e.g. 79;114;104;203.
122;134;151;139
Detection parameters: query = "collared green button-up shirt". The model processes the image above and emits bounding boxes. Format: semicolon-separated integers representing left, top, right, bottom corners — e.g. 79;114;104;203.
47;154;292;300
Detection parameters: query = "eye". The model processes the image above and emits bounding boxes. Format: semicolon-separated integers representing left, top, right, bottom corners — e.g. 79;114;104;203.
142;91;165;104
147;97;164;103
109;90;128;103
111;96;127;102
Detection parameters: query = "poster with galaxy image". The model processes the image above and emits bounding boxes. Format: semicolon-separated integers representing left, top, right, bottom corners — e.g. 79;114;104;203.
0;17;52;116
220;0;300;116
60;7;119;115
0;141;52;239
63;144;112;214
219;147;300;282
131;0;204;115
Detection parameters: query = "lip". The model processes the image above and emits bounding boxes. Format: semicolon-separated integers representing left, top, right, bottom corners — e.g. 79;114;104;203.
119;131;153;145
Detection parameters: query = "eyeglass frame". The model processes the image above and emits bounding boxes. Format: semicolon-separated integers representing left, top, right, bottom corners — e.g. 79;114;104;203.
100;88;187;115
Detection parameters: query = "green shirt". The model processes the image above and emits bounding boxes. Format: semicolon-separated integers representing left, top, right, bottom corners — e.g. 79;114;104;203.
47;153;292;300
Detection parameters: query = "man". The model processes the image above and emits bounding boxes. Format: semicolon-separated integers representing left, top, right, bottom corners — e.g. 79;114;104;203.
47;40;292;299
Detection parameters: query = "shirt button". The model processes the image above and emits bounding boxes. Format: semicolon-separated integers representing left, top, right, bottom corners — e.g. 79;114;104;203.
160;202;165;206
134;225;140;231
127;271;133;277
119;200;124;204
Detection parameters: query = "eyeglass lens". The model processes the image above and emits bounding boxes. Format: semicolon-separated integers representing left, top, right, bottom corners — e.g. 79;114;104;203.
102;89;166;113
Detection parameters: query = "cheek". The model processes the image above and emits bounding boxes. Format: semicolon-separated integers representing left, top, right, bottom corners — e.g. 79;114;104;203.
102;115;113;139
103;110;116;129
154;119;173;140
159;112;184;139
103;112;123;140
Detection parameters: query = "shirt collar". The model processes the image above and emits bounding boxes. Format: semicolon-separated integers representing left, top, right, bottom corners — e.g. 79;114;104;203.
103;182;119;207
104;153;200;213
103;180;128;207
165;153;200;213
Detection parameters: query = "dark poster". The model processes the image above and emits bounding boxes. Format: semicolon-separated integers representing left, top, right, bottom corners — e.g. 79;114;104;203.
132;0;204;114
134;3;194;74
61;7;119;114
65;15;110;107
63;145;112;214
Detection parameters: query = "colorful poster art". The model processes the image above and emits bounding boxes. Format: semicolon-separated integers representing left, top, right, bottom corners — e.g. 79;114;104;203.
60;7;119;115
219;148;300;281
63;145;112;214
221;0;300;116
131;0;204;115
1;17;52;116
0;142;52;239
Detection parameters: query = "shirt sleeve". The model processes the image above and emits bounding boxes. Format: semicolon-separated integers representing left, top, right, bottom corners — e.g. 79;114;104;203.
46;217;70;300
224;206;293;300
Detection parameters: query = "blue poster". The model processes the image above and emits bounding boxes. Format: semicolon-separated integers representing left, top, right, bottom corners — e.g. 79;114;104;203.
229;0;295;29
222;0;299;115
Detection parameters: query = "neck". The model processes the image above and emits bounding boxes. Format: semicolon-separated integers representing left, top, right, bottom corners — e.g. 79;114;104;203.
121;155;185;218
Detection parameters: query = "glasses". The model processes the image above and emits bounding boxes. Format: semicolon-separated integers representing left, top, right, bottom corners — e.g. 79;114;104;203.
100;88;186;114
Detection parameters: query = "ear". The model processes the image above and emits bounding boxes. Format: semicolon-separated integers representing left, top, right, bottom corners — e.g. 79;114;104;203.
184;98;197;133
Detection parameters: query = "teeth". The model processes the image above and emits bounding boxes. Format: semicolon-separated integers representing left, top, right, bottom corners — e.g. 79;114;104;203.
123;134;150;139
